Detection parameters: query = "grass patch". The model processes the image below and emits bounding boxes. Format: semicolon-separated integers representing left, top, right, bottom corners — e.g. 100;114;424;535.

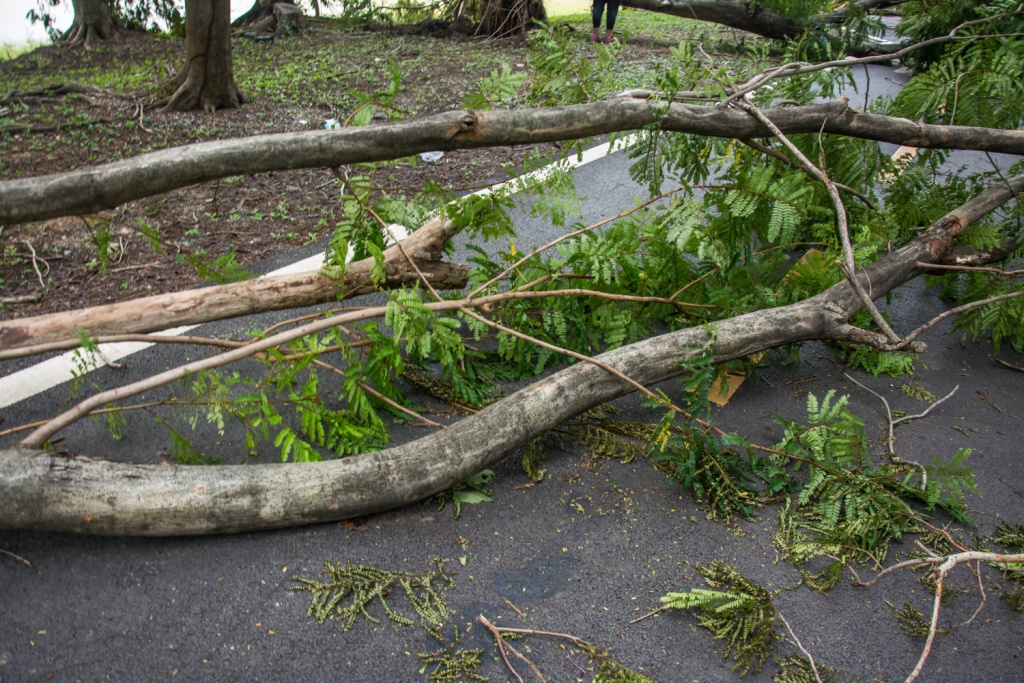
0;41;48;61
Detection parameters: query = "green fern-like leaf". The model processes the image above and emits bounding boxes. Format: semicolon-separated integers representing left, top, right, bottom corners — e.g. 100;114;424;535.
291;559;455;630
417;624;488;682
660;561;778;676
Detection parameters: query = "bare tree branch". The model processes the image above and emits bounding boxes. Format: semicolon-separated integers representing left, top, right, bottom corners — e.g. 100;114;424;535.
3;100;1023;225
0;216;466;353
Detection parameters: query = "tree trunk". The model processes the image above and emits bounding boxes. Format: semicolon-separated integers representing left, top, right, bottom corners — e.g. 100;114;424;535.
237;3;305;39
0;176;1018;535
232;0;274;28
3;99;1023;226
476;0;546;37
64;0;118;47
163;0;244;113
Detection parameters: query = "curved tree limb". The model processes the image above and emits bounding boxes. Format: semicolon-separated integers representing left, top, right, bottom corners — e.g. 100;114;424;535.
1;175;1019;535
3;99;1023;225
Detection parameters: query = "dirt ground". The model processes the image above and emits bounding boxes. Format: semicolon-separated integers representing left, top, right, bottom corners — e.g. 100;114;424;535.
0;15;718;319
0;26;560;318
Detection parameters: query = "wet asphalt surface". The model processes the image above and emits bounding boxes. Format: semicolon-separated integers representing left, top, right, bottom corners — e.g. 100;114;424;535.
2;60;1024;682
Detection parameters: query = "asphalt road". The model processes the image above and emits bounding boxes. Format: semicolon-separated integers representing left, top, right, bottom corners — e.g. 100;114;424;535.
2;59;1023;683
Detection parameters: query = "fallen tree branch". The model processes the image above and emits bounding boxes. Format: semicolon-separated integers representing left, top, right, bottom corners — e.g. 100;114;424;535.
3;99;1023;225
775;608;824;683
477;615;545;683
0;216;466;352
738;99;901;344
851;549;1024;683
844;372;958;484
0;175;1019;534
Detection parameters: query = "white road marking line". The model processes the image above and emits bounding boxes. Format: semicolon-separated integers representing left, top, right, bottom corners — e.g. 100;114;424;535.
0;135;638;408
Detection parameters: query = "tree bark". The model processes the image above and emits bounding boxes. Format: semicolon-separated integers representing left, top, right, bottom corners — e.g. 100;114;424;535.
0;216;465;355
623;0;804;41
0;175;1019;536
622;0;901;53
477;0;546;37
64;0;118;47
232;0;275;27
163;0;245;113
270;4;304;38
3;98;1023;226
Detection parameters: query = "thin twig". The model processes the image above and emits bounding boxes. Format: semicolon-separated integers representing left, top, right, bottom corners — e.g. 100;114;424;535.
892;386;959;427
0;548;37;572
737;101;901;344
503;597;526;618
22;240;48;289
0;332;370;361
893;291;1024;349
843;372;958;490
905;567;944;683
775;608;823;683
628;606;667;624
137;102;152;133
952;560;987;630
311;359;444;429
477;615;542;683
991;355;1024;373
469;188;684;297
718;12;1024;103
376;215;443;303
481;621;595;649
0;293;41;305
852;551;1024;588
916;262;1024;278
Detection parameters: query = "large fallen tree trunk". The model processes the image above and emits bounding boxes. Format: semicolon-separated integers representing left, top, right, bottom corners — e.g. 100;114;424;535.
622;0;901;50
3;99;1023;225
0;175;1018;535
0;216;465;355
623;0;807;41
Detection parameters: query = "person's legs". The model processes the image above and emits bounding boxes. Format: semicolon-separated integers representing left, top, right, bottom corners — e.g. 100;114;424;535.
604;0;619;40
592;0;606;41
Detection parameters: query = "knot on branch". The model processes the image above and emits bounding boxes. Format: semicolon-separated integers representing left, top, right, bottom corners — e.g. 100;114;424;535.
445;112;479;140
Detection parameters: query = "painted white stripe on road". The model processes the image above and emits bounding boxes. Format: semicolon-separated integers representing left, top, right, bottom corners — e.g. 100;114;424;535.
0;135;638;408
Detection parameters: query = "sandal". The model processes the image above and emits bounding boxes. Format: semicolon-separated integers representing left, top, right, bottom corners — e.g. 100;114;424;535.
603;33;613;44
